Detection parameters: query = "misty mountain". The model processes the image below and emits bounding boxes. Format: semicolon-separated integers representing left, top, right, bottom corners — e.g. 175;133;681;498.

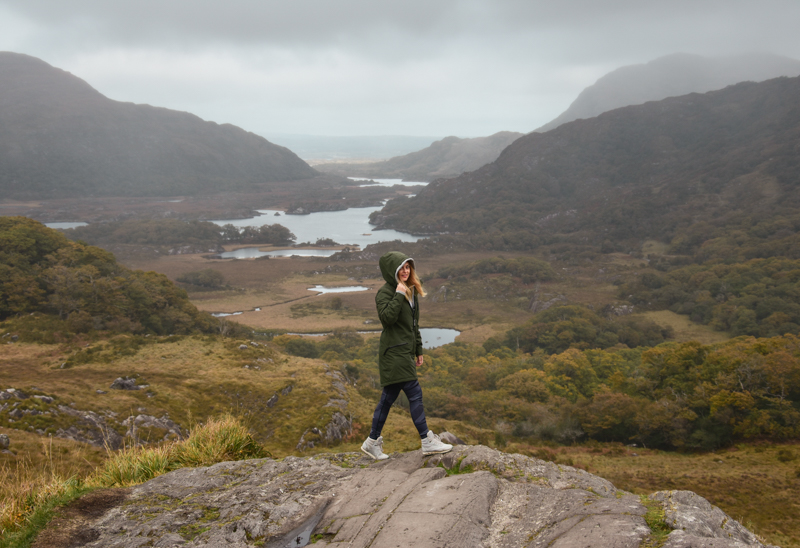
535;53;800;133
264;134;441;161
314;131;524;182
372;75;800;249
0;52;318;200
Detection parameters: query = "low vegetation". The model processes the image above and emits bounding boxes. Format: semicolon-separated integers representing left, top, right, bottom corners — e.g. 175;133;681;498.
0;416;265;545
275;328;800;451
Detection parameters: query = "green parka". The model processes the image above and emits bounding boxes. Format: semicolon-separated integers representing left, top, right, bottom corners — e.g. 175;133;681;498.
376;251;423;387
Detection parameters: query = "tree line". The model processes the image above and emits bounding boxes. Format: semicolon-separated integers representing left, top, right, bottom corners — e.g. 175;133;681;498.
64;219;295;247
1;217;214;335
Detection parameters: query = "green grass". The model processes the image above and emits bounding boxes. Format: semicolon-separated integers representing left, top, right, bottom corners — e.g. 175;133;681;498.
0;478;90;548
639;494;670;548
438;455;475;476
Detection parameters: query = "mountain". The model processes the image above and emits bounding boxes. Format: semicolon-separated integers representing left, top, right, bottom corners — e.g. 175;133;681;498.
371;75;800;249
315;131;524;181
0;52;318;200
536;53;800;133
264;133;442;161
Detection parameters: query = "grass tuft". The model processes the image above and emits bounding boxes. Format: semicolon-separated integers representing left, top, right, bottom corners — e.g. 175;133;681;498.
0;459;89;547
639;494;671;548
438;456;475;476
0;415;268;545
95;414;269;487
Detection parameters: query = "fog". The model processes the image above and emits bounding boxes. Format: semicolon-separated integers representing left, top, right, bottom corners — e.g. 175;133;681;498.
1;0;799;137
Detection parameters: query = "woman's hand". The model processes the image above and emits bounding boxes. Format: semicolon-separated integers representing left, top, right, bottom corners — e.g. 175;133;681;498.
415;355;423;367
397;280;408;293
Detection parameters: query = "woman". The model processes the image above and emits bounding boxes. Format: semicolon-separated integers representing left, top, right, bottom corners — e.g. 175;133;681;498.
361;251;453;460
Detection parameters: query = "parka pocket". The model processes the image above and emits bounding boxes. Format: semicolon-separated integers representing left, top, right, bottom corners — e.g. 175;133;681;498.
383;342;409;356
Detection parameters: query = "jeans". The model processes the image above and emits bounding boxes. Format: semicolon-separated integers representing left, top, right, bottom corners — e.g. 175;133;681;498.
369;380;429;440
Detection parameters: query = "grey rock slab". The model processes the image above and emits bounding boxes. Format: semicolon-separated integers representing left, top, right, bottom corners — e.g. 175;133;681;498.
425;444;618;497
333;467;448;547
49;446;770;548
322;468;411;520
87;457;355;548
368;471;498;548
548;514;651;548
653;491;775;548
662;529;760;548
486;480;646;548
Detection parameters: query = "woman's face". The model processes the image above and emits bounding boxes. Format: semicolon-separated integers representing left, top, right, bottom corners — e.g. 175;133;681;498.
398;262;411;282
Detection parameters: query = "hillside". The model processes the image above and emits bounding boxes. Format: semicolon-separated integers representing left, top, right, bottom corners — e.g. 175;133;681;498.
536;52;800;133
315;131;523;181
0;52;318;200
0;216;214;334
372;75;800;249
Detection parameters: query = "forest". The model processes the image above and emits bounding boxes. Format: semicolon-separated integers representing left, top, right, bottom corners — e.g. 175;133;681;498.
273;326;800;451
0;217;215;335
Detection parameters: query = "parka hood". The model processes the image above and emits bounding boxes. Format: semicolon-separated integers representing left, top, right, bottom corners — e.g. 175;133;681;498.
379;251;414;286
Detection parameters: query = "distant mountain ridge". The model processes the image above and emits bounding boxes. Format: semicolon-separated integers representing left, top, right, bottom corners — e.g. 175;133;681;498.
315;131;523;181
266;134;442;161
372;75;800;248
536;52;800;133
0;52;318;200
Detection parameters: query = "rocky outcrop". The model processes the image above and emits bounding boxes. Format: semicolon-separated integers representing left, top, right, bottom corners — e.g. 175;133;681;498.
110;377;148;391
46;445;773;548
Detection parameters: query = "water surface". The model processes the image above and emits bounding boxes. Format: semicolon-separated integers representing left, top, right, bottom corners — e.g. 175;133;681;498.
211;206;420;249
45;222;88;229
348;177;429;187
308;285;369;294
421;328;460;349
219;248;338;259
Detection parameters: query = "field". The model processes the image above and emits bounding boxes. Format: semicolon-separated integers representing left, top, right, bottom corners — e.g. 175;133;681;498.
8;226;792;545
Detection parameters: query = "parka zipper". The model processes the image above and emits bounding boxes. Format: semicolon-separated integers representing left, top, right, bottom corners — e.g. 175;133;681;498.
384;342;409;355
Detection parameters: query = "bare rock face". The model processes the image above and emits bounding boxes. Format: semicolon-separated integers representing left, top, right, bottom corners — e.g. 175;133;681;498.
653;490;769;548
56;445;772;548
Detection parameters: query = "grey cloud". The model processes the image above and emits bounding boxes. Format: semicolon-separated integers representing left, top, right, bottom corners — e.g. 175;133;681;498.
1;0;799;137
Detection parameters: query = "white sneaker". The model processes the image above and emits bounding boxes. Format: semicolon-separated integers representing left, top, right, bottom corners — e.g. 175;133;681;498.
361;436;389;460
421;431;453;455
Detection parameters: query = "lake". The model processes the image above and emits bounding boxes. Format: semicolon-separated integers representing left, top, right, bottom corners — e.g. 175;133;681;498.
219;248;339;259
284;328;460;349
211;205;421;252
308;285;369;294
420;328;460;349
44;222;88;229
348;177;428;187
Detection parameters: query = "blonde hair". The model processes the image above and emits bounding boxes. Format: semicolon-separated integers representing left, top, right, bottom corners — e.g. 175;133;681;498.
404;262;426;302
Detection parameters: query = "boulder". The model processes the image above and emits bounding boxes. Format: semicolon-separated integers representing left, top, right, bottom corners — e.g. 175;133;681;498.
439;431;466;445
0;433;9;449
55;405;124;449
110;377;140;390
36;445;773;548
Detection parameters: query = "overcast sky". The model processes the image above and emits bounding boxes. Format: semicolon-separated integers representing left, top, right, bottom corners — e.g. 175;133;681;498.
1;0;799;138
